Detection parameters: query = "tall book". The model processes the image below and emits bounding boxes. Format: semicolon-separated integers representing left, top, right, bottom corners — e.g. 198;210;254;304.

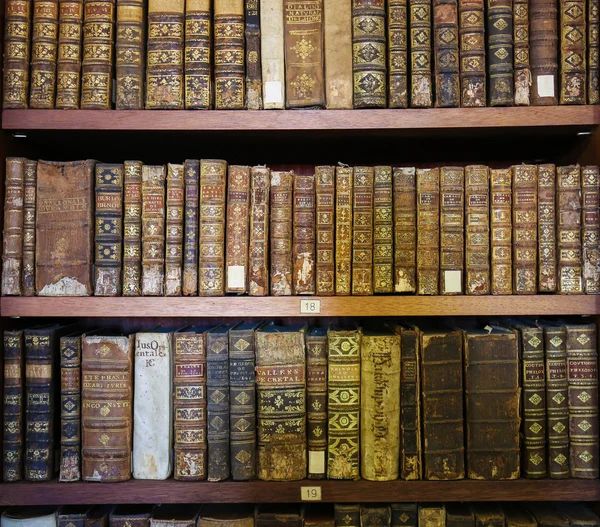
512;164;537;294
589;0;600;104
360;506;391;527
30;0;58;108
123;160;143;296
373;166;394;293
446;505;474;527
22;159;38;297
324;0;353;108
200;506;254;527
3;329;24;481
487;0;514;105
183;159;200;296
513;0;531;104
260;0;285;108
334;506;360;527
352;167;374;295
560;0;586;104
418;506;446;527
440;166;464;295
165;163;184;296
335;166;353;295
270;171;294;296
459;0;486;106
416;168;440;295
530;0;558;104
433;0;460;107
256;324;307;481
2;157;25;296
393;167;417;293
538;164;557;293
315;166;335;295
184;0;211;109
490;168;512;295
248;166;271;296
581;166;600;293
293;174;316;294
465;165;490;295
55;0;83;109
388;0;408;108
392;504;418;527
245;0;262;109
3;0;31;108
141;165;166;296
35;159;94;296
115;0;144;108
409;0;433;107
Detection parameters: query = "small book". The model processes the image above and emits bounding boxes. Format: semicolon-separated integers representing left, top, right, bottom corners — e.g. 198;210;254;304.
373;166;394;293
360;506;391;527
323;0;353;109
391;504;418;527
122;161;143;296
315;166;335;296
388;0;409;108
270;171;294;296
141;165;166;296
512;165;537;294
418;505;446;527
55;0;83;109
581;166;600;293
433;0;460;107
200;506;254;527
560;0;586;104
393;167;417;293
22;159;38;297
409;0;433;107
513;0;531;105
416;168;440;295
2;157;25;296
440;167;464;295
2;0;31;108
183;160;200;296
248;166;271;296
538;164;557;293
459;0;486;106
335;166;353;295
293;173;316;294
165;164;184;296
3;329;24;481
490;168;512;295
260;0;285;108
245;0;263;109
530;0;558;105
334;505;360;527
487;0;514;105
352;167;375;295
115;0;145;109
184;0;211;109
30;0;59;108
465;165;490;294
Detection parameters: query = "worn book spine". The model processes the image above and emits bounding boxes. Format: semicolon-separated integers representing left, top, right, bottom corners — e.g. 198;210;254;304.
248;166;271;296
434;0;459;106
123;160;143;296
538;164;557;292
141;165;166;296
165;164;184;296
245;0;262;109
3;330;24;481
490;168;512;294
315;166;335;295
59;509;90;527
373;166;394;293
183;160;200;296
352;167;375;295
513;0;531;104
116;0;144;109
59;334;81;481
2;157;25;296
361;506;391;527
588;0;599;103
306;328;327;480
393;167;417;293
270;171;294;296
261;0;285;108
530;0;558;104
419;505;446;527
293;174;316;294
353;0;386;108
512;165;537;294
560;0;586;104
459;0;485;106
225;166;250;294
22;160;37;297
410;0;433;106
487;0;514;105
335;167;353;295
111;508;152;527
146;0;184;109
392;504;418;527
440;166;464;295
3;0;31;108
335;505;360;527
184;0;211;109
30;0;59;108
214;0;244;109
388;0;408;107
581;166;600;293
55;0;83;109
416;168;440;295
327;328;360;480
94;163;124;296
324;0;352;108
465;165;490;294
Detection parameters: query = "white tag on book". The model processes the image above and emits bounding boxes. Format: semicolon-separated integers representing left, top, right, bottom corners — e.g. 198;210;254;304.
264;81;283;104
227;265;245;290
301;486;322;501
444;270;462;293
537;75;555;98
308;451;325;475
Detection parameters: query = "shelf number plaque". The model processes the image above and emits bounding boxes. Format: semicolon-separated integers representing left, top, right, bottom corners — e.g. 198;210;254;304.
300;299;321;314
301;486;322;501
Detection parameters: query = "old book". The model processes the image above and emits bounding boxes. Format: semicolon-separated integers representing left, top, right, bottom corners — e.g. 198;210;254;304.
165;164;184;296
373;166;393;293
306;328;327;480
123;160;143;296
589;0;600;103
388;0;408;108
487;0;514;105
3;329;24;481
554;504;600;527
1;509;59;527
538;164;557;293
360;506;390;527
513;164;537;294
530;0;558;104
391;504;418;527
3;0;31;108
30;0;58;108
257;506;303;527
503;506;536;527
513;0;531;105
293;174;316;294
418;506;446;527
490;168;512;294
116;0;145;109
270;171;294;296
248;166;271;296
2;157;25;296
446;505;474;527
335;166;353;295
526;504;569;527
261;0;285;108
420;328;464;480
82;331;133;482
324;0;352;108
416;168;440;295
582;166;600;293
434;0;460;106
440;166;464;295
361;329;400;481
334;506;360;527
55;0;83;109
152;506;200;527
59;507;92;527
459;0;485;106
352;167;374;295
36;159;94;296
200;506;254;527
560;0;586;103
145;0;184;109
472;505;504;527
184;0;211;109
393;167;417;293
141;165;166;296
22;159;38;297
353;0;386;108
245;0;262;109
465;165;490;295
214;0;245;109
315;166;335;295
557;165;583;294
199;160;227;296
183;160;200;296
409;0;433;107
87;506;112;527
111;507;152;527
94;163;124;297
225;166;250;294
256;323;307;481
305;506;334;527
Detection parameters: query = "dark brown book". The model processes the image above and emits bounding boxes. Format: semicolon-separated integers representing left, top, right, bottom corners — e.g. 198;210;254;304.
373;166;394;293
2;157;25;296
487;0;514;105
352;167;375;295
257;506;303;527
490;168;512;295
434;0;460;107
335;166;353;295
459;0;486;106
393;167;417;293
315;166;335;296
55;0;83;109
3;329;24;481
538;164;557;293
305;505;334;527
59;507;92;527
588;0;600;104
581;166;600;293
87;506;112;527
391;504;418;527
122;161;143;296
526;503;569;527
270;171;293;296
30;0;58;108
116;0;145;109
503;505;536;527
152;506;202;527
141;165;166;296
22;159;38;297
465;165;490;295
410;0;433;107
553;503;600;527
184;0;211;109
447;505;474;527
183;160;200;296
245;0;262;109
472;504;505;527
111;506;153;527
512;164;537;294
440;166;464;295
513;0;531;105
200;506;254;527
293;174;316;294
360;506;391;527
335;505;360;527
3;0;32;108
388;0;409;108
416;168;440;295
530;0;558;104
248;166;270;296
560;0;586;104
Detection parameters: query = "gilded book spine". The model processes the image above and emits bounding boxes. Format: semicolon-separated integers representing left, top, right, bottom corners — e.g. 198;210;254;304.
183;160;200;296
184;0;211;109
416;168;440;295
459;0;486;106
141;165;166;296
530;0;558;104
373;166;393;293
490;168;512;295
270;171;294;296
324;0;353;108
245;0;262;109
165;164;184;296
260;0;285;109
3;0;31;108
30;0;58;108
22;160;37;297
433;0;460;107
293;174;316;294
315;166;335;295
465;165;490;294
581;166;600;293
560;0;586;104
56;0;83;109
59;334;81;482
352;166;375;295
3;330;24;481
487;0;513;105
335;506;360;527
512;165;537;294
123;160;143;296
588;0;599;103
307;328;327;480
2;157;25;296
335;167;353;295
513;0;531;104
226;166;251;294
410;0;433;107
393;167;417;293
388;0;408;108
440;166;464;295
116;0;144;109
538;164;557;292
361;506;391;527
248;166;271;296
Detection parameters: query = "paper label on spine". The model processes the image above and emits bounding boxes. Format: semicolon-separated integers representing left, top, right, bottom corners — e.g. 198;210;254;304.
537;75;555;98
444;270;462;293
264;81;283;104
309;451;325;475
301;486;322;501
227;265;245;289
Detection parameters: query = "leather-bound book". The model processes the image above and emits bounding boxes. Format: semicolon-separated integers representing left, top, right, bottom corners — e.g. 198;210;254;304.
487;0;514;105
261;0;285;109
270;171;294;296
557;165;583;294
410;0;433;107
490;168;512;295
22;159;38;297
184;0;211;109
554;504;600;527
141;165;166;296
462;326;520;479
111;507;152;527
526;504;569;527
472;505;504;527
420;328;464;480
200;160;227;296
226;166;251;294
229;322;260;480
30;0;58;108
334;506;360;527
284;0;325;108
305;506;334;527
59;508;92;527
440;167;464;295
361;329;400;481
257;506;303;527
123;160;143;296
373;166;393;293
324;0;353;108
459;0;485;106
3;0;31;108
293;174;316;294
512;164;537;294
538;164;557;293
214;0;245;109
55;0;83;109
589;0;600;104
248;166;271;296
316;166;335;295
82;331;133;482
2;157;25;296
388;0;408;108
503;506;536;527
530;0;558;104
416;168;440;295
582;166;600;293
146;0;184;109
256;323;307;480
391;504;418;527
418;506;446;527
36;159;94;296
352;166;375;295
434;0;460;107
360;506;391;527
446;505;474;527
86;506;112;527
1;509;59;527
513;0;531;104
327;327;360;480
306;327;328;480
465;165;490;295
560;0;586;104
335;166;353;295
200;506;254;527
393;167;417;293
94;163;124;297
353;0;386;108
245;0;262;109
116;0;145;109
183;160;200;296
3;329;24;481
152;506;201;527
165;164;184;296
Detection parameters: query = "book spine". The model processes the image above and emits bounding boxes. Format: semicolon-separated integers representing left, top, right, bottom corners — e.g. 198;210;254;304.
293;174;316;294
123;160;143;296
3;330;24;481
512;165;537;294
530;0;558;104
22;160;37;297
245;0;262;109
352;0;386;108
433;0;460;107
59;335;81;481
199;159;227;296
560;0;586;104
55;0;83;109
248;166;271;296
513;0;531;104
440;166;464;295
324;0;352;108
410;0;433;106
392;504;419;527
115;0;144;109
335;505;360;527
373;166;394;293
487;0;514;105
270;171;294;295
2;157;25;296
388;0;408;108
459;0;486;106
260;0;285;108
226;166;251;294
165;164;184;296
419;507;446;527
582;166;600;293
3;0;31;108
588;0;599;103
335;166;353;295
393;167;417;293
352;166;375;295
141;165;166;296
416;168;440;295
538;164;557;292
183;160;200;296
184;0;211;109
465;165;490;294
306;332;327;480
360;506;391;527
94;163;124;296
30;0;58;108
315;166;335;296
490;168;512;294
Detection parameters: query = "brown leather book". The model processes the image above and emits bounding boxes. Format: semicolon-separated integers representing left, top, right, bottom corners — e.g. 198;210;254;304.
581;166;600;293
538;164;557;292
22;160;37;296
3;0;31;108
410;0;433;107
226;166;251;294
183;160;200;296
245;0;262;109
512;165;537;294
59;507;93;527
55;0;83;109
2;158;25;296
490;168;512;295
152;507;201;527
270;171;293;296
324;0;353;108
373;166;393;293
3;329;24;481
459;0;486;106
305;505;334;527
513;0;531;104
123;161;143;296
335;505;360;527
472;505;504;527
315;166;335;296
201;506;254;527
335;166;353;295
487;0;514;105
589;0;600;104
440;167;464;295
165;164;184;296
560;0;586;104
36;160;94;296
360;506;391;527
392;504;418;527
116;0;145;109
434;0;460;107
465;165;490;295
419;505;446;527
416;168;440;295
388;0;408;108
393;167;417;293
526;504;569;527
248;166;271;296
30;0;58;108
87;506;112;527
446;505;474;527
352;166;375;295
185;0;211;109
554;503;600;527
111;506;153;527
530;0;558;105
141;165;166;296
284;0;325;108
293;173;316;294
503;505;536;527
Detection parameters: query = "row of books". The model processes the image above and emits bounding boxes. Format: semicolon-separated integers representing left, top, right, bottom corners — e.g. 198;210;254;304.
2;159;599;297
3;318;598;484
3;0;599;111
